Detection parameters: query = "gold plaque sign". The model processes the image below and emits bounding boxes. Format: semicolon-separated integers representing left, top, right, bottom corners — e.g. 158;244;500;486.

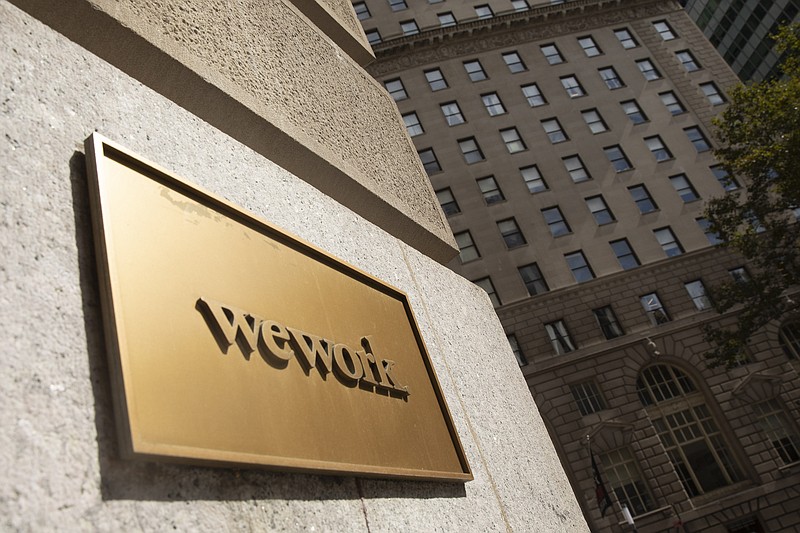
86;134;471;481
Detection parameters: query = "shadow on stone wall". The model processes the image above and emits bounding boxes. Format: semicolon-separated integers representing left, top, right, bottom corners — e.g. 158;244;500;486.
68;151;467;502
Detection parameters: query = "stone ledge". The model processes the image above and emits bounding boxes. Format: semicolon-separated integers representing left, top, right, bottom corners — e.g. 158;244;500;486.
289;0;375;65
7;0;458;264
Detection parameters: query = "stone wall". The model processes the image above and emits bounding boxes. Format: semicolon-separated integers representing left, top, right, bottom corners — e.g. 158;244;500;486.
503;247;800;531
0;1;586;530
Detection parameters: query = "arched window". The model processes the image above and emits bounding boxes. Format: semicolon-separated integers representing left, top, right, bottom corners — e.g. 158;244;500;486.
637;365;742;497
778;322;800;359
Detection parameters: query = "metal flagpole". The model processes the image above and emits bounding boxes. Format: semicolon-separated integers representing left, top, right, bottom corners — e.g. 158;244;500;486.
587;435;613;519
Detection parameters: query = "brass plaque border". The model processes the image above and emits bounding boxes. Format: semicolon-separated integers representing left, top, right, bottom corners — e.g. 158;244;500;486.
85;134;472;482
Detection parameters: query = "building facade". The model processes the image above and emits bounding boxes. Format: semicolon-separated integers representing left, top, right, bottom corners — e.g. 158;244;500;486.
683;0;800;82
0;0;587;530
359;0;800;530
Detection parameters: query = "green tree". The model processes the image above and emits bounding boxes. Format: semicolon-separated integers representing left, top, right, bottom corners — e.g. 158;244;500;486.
703;24;800;368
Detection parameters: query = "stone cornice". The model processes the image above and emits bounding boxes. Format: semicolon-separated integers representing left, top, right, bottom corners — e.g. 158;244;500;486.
499;246;740;319
368;0;681;77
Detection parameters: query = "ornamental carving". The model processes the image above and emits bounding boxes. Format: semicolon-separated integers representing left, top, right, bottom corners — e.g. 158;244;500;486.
587;420;635;452
732;373;785;404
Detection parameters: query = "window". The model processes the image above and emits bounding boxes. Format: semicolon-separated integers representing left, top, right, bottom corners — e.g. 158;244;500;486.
498;218;526;248
519;263;549;295
604;145;632;172
561;75;585;98
582;109;608;134
464;60;487;82
521;165;547;193
402;112;423;137
475;4;494;18
455;231;480;262
418;148;441;174
600;447;655;516
653;20;676;40
436;188;460;216
578;36;602;57
501;128;527;153
654;227;683;257
747;213;766;234
614;28;638;49
779;323;800;359
660;91;686;115
542;206;571;237
563;155;591;183
459;137;484;163
388;0;407;10
685;127;711;152
640;293;669;325
482;93;506;116
366;29;382;45
498;52;526;74
629;185;657;214
685;280;711;310
545;320;576;354
638;365;744;497
670;174;699;202
676;50;701;72
711;165;738;191
521;83;546;107
438;12;456;27
400;19;419;35
586;195;615;225
565;251;594;282
611;238;640;270
425;69;448;91
542;118;568;143
598;67;624;89
540;43;564;65
753;399;800;465
477;176;505;205
571;381;606;415
700;82;726;105
353;2;370;21
441;101;465;126
594;306;624;339
507;334;527;366
384;78;406;100
729;266;750;284
621;100;648;124
474;277;500;307
636;59;661;80
696;217;723;245
645;135;672;161
511;0;529;11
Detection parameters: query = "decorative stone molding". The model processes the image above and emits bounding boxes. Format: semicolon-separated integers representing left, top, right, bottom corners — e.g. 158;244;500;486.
587;420;635;452
368;0;680;76
731;372;786;404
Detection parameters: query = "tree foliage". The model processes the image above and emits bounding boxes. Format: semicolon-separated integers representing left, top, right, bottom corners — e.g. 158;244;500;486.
703;24;800;368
